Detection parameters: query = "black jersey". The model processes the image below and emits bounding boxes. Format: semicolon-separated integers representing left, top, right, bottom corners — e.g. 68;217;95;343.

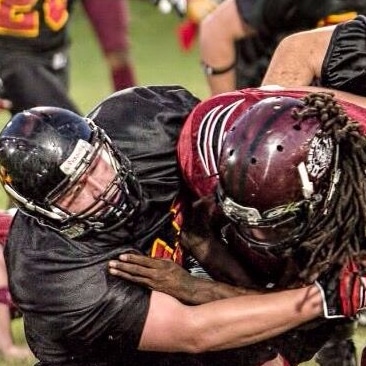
5;85;200;365
321;15;366;96
0;0;74;52
234;0;366;88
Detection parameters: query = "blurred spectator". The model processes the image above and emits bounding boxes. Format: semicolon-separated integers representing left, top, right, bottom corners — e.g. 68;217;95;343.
0;211;33;360
199;0;366;95
81;0;137;91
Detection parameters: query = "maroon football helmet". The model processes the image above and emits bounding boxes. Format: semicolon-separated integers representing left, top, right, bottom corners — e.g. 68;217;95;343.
217;96;337;255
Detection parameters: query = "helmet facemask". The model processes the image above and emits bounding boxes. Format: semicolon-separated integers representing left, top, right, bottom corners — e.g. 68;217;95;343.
46;121;141;238
217;185;316;255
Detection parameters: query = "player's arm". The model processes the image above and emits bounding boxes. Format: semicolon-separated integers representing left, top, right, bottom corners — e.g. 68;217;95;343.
131;258;366;352
180;229;255;287
199;0;255;95
261;26;335;86
138;284;323;352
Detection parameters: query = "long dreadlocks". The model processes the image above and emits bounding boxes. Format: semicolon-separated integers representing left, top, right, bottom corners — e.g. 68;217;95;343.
290;92;366;281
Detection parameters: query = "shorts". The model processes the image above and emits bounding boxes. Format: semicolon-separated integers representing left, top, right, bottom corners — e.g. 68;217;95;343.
0;47;80;115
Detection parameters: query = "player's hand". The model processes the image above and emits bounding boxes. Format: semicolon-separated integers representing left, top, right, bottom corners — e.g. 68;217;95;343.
315;260;366;318
109;253;252;304
109;253;197;302
187;0;220;23
151;0;187;16
0;98;12;111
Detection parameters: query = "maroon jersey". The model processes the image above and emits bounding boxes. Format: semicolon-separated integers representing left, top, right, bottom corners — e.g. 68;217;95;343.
178;87;366;199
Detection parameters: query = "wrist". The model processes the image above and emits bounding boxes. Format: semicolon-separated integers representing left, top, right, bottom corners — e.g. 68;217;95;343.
201;59;236;76
314;281;345;319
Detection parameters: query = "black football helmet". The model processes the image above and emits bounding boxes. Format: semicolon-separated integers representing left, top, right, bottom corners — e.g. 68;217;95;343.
217;96;338;255
0;107;142;237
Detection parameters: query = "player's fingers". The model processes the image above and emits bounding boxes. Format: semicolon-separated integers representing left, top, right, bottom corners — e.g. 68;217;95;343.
118;253;170;269
109;267;152;287
109;260;158;278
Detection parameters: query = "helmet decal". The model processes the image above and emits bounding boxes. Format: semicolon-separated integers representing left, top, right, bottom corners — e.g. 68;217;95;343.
306;134;334;179
197;99;244;176
60;139;94;176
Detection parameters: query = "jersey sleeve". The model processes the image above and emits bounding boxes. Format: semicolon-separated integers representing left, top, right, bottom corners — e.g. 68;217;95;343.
235;0;345;35
320;15;366;96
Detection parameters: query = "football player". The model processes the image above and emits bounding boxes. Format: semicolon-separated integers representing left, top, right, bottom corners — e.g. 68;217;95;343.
0;0;80;116
0;85;363;366
110;85;366;365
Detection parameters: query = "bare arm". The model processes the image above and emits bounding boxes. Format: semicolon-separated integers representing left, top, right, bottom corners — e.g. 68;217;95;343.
199;0;255;95
264;84;366;109
262;26;335;87
139;285;323;352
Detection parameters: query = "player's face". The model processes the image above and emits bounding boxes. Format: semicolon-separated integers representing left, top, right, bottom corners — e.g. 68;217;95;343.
56;151;119;216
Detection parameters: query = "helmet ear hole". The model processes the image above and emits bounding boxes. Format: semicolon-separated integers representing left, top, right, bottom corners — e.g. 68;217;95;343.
277;145;283;152
250;157;257;165
293;124;302;131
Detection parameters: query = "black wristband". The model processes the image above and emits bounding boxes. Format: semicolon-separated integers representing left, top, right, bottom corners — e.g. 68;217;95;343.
201;60;236;76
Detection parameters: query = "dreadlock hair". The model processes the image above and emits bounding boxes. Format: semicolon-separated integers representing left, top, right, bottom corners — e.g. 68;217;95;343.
289;92;366;282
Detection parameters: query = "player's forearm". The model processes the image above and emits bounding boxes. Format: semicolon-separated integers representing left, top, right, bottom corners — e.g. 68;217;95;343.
140;285;323;353
262;27;334;87
199;0;249;95
188;284;323;351
184;231;255;287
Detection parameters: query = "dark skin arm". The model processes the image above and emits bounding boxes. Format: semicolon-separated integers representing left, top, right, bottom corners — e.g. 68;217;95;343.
109;253;257;305
108;199;259;304
179;197;255;287
180;229;256;287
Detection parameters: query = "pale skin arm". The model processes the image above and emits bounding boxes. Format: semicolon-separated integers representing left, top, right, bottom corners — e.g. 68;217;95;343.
262;26;336;87
138;284;323;352
270;85;366;109
199;0;256;95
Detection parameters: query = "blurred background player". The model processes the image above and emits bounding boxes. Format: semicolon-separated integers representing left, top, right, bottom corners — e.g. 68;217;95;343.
153;0;366;95
81;0;137;91
0;0;80;116
199;0;366;95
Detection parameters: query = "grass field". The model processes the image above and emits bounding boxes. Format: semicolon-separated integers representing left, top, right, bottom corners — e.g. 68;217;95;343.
1;1;365;365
